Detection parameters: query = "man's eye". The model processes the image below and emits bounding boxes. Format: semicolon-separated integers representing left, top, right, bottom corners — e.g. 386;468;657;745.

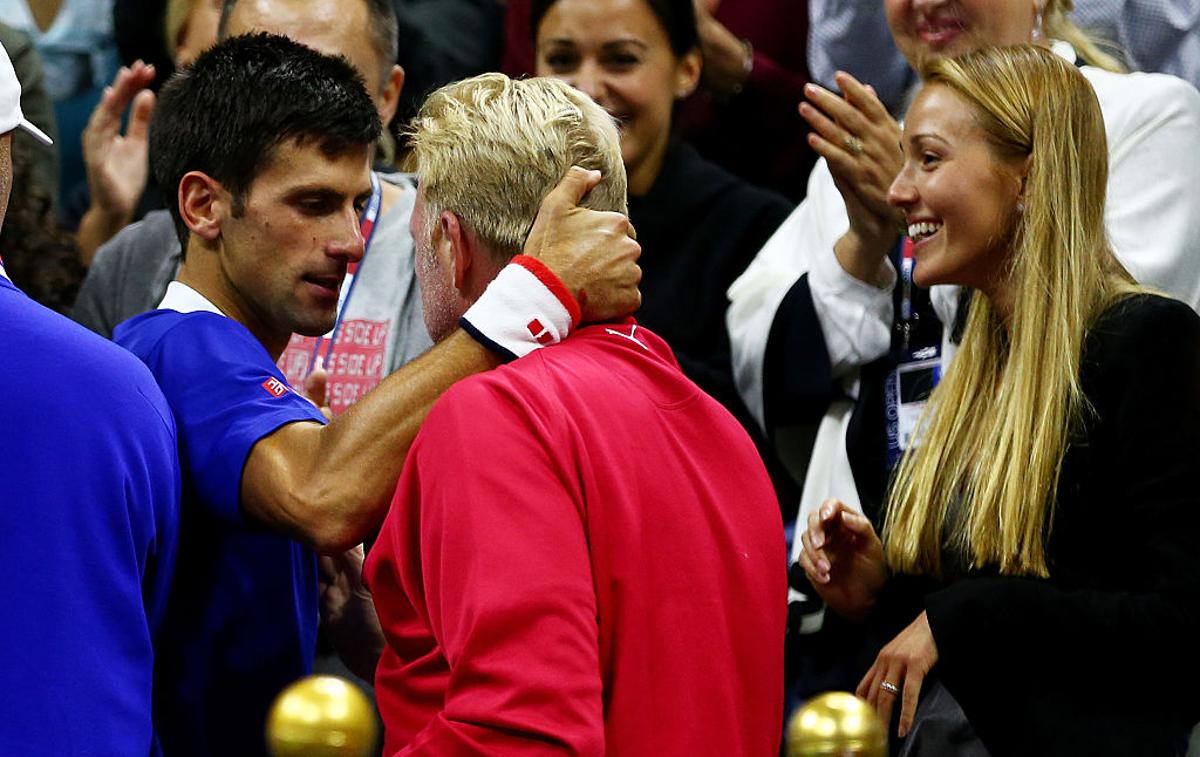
298;199;334;215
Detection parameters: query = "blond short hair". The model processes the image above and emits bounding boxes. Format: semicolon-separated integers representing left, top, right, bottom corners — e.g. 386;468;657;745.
408;73;627;261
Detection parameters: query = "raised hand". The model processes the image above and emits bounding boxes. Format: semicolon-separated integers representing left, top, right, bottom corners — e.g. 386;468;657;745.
524;166;643;323
797;498;888;621
78;61;157;264
800;72;904;283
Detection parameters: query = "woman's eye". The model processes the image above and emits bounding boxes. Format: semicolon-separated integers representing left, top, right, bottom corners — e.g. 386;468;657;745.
606;53;640;69
543;53;577;71
921;152;940;167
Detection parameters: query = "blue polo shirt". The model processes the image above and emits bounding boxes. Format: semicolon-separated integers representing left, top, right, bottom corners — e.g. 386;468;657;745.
115;284;327;756
0;272;180;756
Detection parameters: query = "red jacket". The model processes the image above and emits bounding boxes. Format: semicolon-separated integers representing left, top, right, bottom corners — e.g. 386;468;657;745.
366;322;786;755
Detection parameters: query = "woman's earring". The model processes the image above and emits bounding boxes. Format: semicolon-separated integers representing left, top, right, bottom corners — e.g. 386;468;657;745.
1016;201;1026;214
1032;7;1045;42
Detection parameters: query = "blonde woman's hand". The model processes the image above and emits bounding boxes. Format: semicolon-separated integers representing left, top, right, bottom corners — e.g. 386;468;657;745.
799;72;904;283
857;611;939;739
797;498;887;621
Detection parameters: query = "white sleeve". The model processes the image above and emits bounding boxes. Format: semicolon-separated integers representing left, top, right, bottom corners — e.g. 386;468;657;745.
1089;69;1200;311
726;159;895;430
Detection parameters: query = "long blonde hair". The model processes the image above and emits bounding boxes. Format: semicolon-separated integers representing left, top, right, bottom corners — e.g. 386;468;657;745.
883;45;1140;577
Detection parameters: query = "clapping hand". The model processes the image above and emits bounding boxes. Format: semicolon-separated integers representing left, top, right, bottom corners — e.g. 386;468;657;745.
78;61;156;263
799;72;905;283
84;62;156;221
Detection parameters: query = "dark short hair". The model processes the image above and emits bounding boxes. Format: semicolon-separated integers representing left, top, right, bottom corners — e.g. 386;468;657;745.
217;0;399;84
150;32;381;249
530;0;699;57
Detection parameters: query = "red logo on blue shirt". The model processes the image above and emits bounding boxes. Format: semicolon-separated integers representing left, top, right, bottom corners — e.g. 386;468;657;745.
261;377;290;398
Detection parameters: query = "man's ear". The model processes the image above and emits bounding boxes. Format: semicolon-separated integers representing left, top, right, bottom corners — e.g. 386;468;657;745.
439;210;473;292
178;171;227;243
378;64;405;127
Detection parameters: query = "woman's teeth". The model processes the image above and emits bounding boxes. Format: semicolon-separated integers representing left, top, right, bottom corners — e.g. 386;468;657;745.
908;221;943;242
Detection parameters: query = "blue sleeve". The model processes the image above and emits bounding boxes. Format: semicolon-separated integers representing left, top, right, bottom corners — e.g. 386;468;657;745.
136;314;326;523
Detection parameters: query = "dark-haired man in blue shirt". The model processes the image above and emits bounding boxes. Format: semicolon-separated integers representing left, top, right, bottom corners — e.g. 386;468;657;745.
114;30;640;755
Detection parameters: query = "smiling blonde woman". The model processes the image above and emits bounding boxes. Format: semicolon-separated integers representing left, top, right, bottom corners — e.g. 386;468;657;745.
727;0;1200;722
799;44;1200;756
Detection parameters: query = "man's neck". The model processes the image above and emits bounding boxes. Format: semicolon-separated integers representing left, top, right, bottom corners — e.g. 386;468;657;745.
177;253;291;360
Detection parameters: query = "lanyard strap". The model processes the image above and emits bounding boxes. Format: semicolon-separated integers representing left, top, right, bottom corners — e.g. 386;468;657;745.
895;236;922;354
899;237;915;322
307;172;383;373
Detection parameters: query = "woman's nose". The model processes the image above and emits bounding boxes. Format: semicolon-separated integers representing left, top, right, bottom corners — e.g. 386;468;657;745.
569;60;605;103
887;165;918;209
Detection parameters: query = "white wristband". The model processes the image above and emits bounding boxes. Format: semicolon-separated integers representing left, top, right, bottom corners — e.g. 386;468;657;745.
460;255;582;362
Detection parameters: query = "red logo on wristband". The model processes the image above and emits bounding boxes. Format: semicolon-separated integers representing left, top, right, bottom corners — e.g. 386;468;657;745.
527;319;554;345
262;377;289;398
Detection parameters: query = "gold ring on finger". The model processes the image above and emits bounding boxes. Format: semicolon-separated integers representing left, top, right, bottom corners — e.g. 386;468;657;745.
843;135;865;155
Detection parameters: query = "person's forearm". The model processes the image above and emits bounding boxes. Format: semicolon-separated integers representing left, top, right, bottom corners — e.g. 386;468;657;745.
834;228;895;287
244;329;499;552
317;328;498;498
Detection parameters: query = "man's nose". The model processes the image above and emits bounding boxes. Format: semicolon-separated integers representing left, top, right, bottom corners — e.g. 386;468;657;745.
329;208;365;263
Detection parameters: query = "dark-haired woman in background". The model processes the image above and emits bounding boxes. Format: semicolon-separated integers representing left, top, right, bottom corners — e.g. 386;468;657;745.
533;0;799;510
